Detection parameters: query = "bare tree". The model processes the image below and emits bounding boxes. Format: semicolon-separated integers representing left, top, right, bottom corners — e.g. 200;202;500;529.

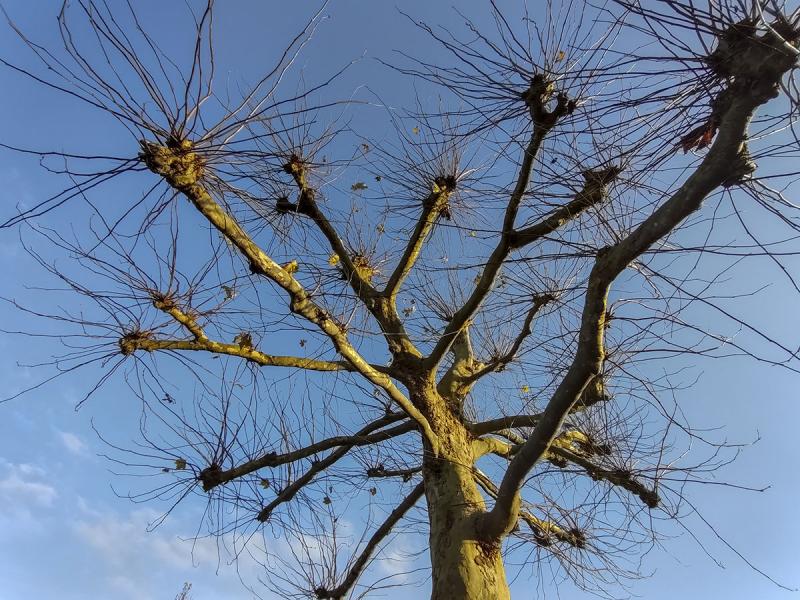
2;1;800;599
175;582;192;600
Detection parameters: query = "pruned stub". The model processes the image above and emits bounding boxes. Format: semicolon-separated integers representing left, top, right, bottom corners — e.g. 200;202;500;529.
520;73;576;131
708;18;798;83
118;329;153;355
140;136;205;190
435;174;457;219
353;254;378;283
198;462;224;492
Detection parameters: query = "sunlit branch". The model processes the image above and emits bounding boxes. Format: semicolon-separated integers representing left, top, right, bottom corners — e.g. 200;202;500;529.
425;82;607;371
283;154;423;358
121;337;387;374
139;139;439;454
383;186;451;299
479;30;798;540
464;294;554;383
507;167;622;249
424;128;542;371
282;154;376;297
436;326;480;400
143;291;393;373
472;468;585;548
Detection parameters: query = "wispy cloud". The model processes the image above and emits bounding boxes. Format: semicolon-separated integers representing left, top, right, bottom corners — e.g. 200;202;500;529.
72;506;266;600
0;460;57;508
56;430;89;456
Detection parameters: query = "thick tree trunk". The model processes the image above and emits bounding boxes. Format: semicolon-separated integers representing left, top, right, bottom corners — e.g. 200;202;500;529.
422;412;510;600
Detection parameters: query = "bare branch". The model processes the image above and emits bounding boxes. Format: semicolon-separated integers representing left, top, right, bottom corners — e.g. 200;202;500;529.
314;483;425;600
199;414;414;492
479;28;798;540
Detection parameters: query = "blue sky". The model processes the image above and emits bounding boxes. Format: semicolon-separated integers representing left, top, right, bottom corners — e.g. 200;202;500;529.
1;2;799;599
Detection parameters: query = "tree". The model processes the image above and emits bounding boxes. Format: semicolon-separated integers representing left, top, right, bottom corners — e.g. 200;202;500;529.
2;1;800;598
175;582;192;600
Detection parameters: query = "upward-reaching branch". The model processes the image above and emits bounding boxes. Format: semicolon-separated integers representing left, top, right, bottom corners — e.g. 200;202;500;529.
283;153;423;358
384;182;453;299
139;139;439;454
424;78;612;372
479;29;798;540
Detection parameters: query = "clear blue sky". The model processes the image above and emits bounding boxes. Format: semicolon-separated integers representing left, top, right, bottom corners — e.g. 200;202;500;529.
0;2;799;599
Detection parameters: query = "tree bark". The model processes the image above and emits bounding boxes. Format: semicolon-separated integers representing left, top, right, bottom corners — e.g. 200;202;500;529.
422;405;510;600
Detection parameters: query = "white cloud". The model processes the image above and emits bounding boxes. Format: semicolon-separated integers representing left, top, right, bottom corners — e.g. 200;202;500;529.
57;430;89;456
72;507;265;600
74;508;189;569
0;460;57;507
0;460;58;534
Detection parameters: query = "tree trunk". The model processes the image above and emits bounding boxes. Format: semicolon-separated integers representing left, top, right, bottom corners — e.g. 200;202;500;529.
423;414;510;600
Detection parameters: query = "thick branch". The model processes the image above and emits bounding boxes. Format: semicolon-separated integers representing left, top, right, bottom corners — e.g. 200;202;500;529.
140;142;439;455
472;435;516;459
366;465;421;481
425;160;615;373
285;155;421;358
124;337;392;374
436;326;482;400
473;468;584;548
152;297;207;340
383;188;450;299
508;167;621;249
284;155;376;297
468;415;541;437
424;130;543;370
478;45;794;540
199;414;414;492
551;446;658;509
473;431;652;509
143;298;388;372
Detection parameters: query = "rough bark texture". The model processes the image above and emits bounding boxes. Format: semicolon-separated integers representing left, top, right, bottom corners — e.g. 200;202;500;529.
422;401;511;600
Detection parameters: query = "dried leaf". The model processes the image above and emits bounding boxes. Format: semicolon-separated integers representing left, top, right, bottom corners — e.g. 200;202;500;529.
680;121;718;153
234;331;253;348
